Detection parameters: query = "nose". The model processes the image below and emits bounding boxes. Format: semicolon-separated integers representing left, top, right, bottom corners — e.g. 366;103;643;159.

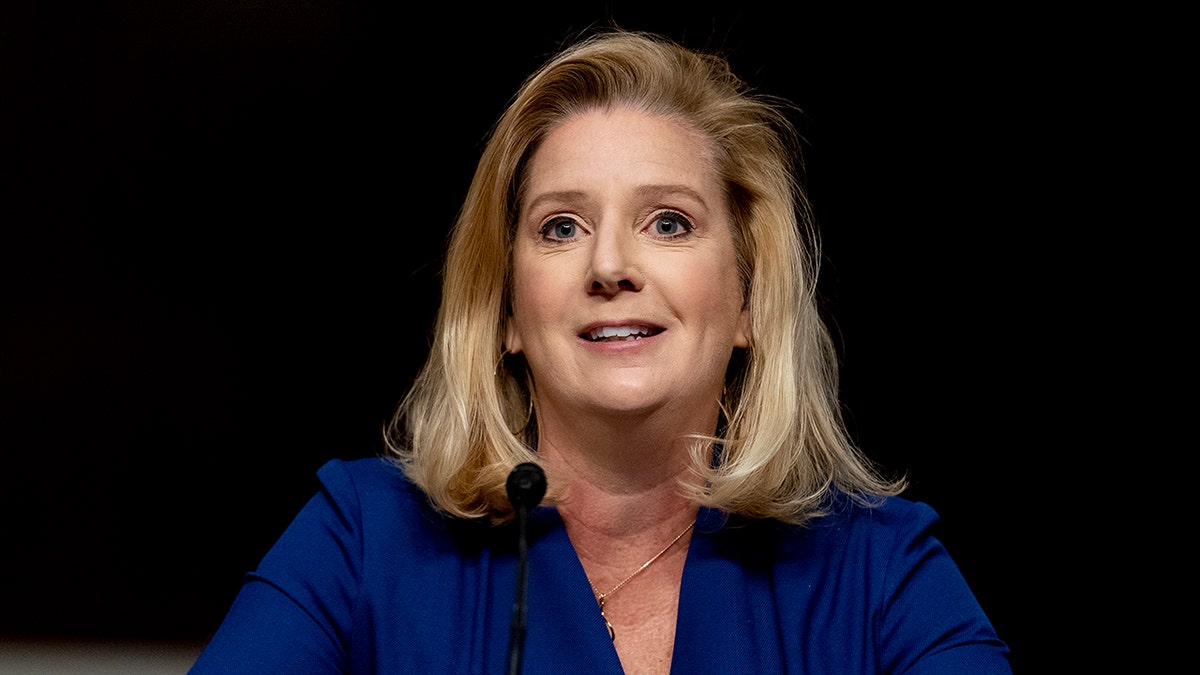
588;224;643;296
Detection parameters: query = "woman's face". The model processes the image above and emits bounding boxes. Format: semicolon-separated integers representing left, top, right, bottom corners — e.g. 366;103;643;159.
506;107;751;423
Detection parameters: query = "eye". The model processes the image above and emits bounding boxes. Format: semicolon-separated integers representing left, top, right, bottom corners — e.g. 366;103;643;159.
649;211;694;238
540;216;580;242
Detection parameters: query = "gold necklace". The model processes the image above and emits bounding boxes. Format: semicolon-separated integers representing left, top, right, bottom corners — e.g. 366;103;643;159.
589;520;695;641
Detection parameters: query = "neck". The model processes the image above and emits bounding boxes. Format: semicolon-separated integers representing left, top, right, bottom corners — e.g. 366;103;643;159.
533;403;704;670
535;402;713;530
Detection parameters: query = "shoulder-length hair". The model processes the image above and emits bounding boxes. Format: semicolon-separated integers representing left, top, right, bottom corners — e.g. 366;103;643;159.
385;29;904;525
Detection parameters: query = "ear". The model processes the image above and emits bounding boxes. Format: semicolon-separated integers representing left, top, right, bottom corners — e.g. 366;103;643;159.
734;308;752;349
504;315;524;354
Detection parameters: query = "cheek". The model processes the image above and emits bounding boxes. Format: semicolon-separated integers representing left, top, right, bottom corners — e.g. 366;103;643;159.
676;255;745;323
507;253;560;350
511;260;551;318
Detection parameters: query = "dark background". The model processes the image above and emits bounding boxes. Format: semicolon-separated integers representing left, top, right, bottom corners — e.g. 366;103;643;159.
3;1;1103;670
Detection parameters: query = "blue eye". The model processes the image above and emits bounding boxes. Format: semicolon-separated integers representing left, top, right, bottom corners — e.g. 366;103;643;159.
541;217;578;241
652;212;693;237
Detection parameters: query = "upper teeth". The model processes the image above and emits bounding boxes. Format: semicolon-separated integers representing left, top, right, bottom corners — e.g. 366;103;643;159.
588;325;651;340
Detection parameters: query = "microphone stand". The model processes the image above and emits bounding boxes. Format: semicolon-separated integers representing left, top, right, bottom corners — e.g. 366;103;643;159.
505;462;546;675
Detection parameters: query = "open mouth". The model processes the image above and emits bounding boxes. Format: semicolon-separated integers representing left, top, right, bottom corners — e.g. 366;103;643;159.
582;325;664;342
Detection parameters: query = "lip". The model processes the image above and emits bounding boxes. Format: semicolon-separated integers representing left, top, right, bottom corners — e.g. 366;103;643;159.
577;319;666;345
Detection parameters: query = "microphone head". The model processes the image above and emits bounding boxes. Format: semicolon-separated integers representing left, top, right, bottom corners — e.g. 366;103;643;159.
506;462;547;510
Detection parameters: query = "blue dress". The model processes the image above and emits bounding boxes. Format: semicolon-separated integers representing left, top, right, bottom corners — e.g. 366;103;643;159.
190;458;1010;673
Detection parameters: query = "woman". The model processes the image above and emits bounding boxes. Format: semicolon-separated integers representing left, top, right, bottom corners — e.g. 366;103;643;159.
191;29;1010;674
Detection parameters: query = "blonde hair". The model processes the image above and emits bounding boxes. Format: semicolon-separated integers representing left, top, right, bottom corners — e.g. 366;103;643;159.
386;29;904;525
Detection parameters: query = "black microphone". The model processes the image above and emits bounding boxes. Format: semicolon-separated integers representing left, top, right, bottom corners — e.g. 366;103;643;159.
505;462;546;675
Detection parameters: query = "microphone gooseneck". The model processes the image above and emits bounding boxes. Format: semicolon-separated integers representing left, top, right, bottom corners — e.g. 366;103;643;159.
505;462;546;675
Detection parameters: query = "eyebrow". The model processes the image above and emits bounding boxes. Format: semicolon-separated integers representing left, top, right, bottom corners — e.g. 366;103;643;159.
524;184;711;215
634;184;709;208
523;190;590;214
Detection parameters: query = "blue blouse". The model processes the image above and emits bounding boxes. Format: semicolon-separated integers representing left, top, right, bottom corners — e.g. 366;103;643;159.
190;458;1010;673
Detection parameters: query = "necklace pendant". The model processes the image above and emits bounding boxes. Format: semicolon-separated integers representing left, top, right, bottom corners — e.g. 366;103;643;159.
588;520;694;644
597;594;616;641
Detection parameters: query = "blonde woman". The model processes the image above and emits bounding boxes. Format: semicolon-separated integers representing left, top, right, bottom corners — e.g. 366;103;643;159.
192;29;1010;674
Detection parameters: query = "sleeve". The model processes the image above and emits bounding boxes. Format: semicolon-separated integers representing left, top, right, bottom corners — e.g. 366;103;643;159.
877;501;1012;674
189;460;364;674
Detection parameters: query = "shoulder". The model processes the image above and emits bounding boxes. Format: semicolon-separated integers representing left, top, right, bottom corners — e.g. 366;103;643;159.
826;492;938;529
310;456;456;538
805;496;1010;671
752;494;939;553
809;493;952;576
698;494;941;588
314;455;409;495
257;457;426;566
827;494;940;548
308;456;485;555
701;495;954;612
311;456;436;514
252;456;479;614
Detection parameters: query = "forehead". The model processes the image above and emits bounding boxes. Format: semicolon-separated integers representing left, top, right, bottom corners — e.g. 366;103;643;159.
523;107;722;201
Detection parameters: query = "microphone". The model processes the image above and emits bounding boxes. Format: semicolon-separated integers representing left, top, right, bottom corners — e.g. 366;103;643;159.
505;462;546;675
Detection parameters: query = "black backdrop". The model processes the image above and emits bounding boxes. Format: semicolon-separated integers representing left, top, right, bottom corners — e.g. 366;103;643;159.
3;1;1074;669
